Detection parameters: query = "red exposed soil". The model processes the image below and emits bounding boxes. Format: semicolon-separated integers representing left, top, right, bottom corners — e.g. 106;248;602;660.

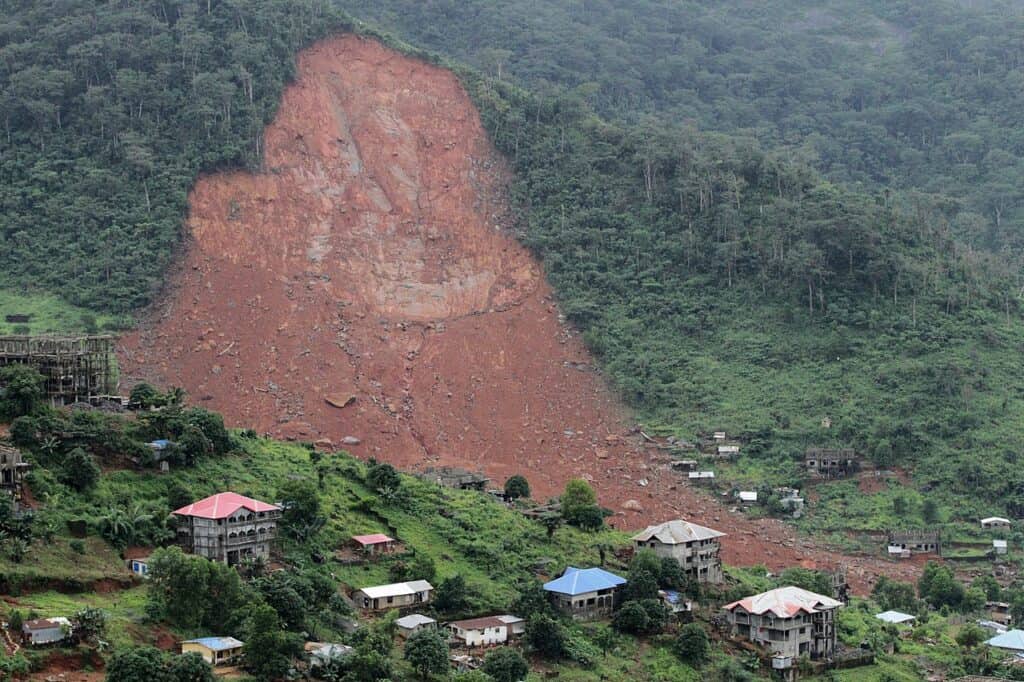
118;35;917;594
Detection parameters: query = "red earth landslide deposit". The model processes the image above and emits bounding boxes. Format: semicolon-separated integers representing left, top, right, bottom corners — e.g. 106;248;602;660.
119;35;918;593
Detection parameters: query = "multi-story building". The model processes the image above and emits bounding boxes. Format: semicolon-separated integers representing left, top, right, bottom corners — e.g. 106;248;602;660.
631;519;726;583
172;492;281;566
724;586;842;661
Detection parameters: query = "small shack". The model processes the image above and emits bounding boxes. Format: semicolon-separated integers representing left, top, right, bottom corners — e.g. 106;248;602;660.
351;533;397;555
22;617;71;646
688;471;715;484
737;491;758;505
396;614;438;639
182;637;244;666
305;642;353;667
981;517;1012;530
660;589;692;615
716;445;740;458
354;580;433;611
670;459;698;472
127;554;151;578
987;602;1012;625
993;539;1008;555
875;610;916;626
419;467;490;491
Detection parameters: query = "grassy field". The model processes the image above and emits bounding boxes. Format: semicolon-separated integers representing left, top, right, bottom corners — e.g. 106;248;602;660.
0;289;129;336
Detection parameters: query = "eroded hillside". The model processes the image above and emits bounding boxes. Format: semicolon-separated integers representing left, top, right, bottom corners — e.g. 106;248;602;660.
119;35;917;591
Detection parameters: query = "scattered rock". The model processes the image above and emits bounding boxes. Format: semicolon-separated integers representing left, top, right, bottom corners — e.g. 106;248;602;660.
325;394;357;408
341;436;361;446
621;499;643;512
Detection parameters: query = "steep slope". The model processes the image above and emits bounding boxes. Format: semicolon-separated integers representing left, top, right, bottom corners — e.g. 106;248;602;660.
119;35;917;591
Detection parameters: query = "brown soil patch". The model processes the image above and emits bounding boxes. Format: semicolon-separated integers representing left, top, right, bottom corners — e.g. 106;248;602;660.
118;35;916;594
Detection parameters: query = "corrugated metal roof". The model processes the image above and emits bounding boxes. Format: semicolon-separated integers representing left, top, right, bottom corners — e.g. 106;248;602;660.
724;586;842;618
631;519;725;544
184;636;244;651
875;610;916;624
395;614;436;628
981;517;1011;525
358;580;433;599
448;616;508;631
352;533;395;545
172;492;279;520
987;629;1024;651
543;567;626;596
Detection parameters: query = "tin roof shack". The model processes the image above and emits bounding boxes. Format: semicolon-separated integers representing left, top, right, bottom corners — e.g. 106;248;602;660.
172;492;281;566
420;466;490;491
987;602;1012;626
737;491;758;505
305;642;353;669
993;540;1008;555
182;637;244;666
724;586;842;661
354;580;433;611
631;519;726;584
688;471;715;485
982;517;1012;530
670;459;698;472
875;611;916;626
887;530;941;557
804;448;860;479
544;567;626;620
447;616;522;648
660;590;693;615
352;533;397;556
396;614;438;639
21;617;72;646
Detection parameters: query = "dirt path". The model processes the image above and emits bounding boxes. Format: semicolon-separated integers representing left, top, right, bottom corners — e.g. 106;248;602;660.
118;35;917;595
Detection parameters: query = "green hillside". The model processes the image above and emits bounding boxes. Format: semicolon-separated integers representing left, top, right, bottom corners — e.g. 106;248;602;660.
339;0;1024;252
3;1;1024;522
2;409;1019;681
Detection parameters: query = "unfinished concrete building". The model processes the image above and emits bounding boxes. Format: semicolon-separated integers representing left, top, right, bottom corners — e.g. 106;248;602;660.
887;530;941;556
0;443;30;501
0;335;115;405
419;466;490;491
804;448;861;479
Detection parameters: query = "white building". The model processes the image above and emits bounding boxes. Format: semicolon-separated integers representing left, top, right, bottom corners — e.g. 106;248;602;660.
447;615;521;647
631;519;726;583
981;517;1012;530
724;586;842;660
354;580;433;611
994;539;1008;555
22;617;72;646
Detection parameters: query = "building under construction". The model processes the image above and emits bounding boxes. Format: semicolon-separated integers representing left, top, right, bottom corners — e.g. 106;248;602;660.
0;335;116;405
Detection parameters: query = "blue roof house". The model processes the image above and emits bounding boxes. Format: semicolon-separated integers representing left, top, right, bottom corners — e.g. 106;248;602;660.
543;567;626;619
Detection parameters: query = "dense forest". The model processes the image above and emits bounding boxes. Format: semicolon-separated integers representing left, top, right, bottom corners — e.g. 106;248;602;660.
3;0;1024;519
0;0;351;311
340;0;1024;253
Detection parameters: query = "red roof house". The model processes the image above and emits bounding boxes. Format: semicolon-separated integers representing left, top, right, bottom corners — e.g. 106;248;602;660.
172;492;281;566
352;533;397;554
172;492;280;520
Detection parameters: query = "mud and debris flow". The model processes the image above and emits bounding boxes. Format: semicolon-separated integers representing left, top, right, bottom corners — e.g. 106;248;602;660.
119;36;917;593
